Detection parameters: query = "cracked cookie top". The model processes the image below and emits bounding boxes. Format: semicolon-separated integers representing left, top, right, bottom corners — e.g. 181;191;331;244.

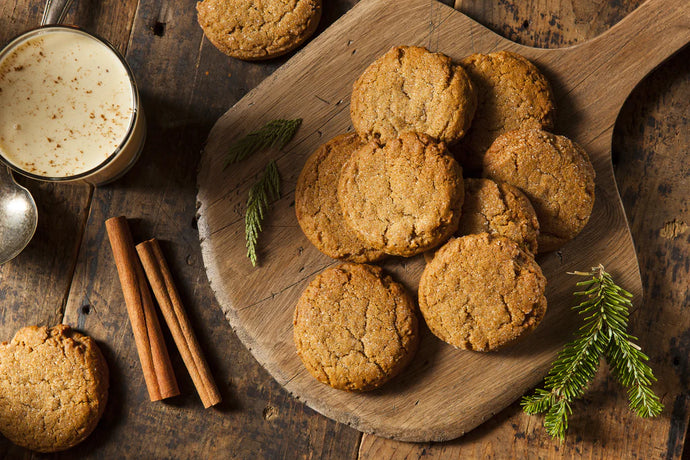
293;263;419;391
196;0;322;60
351;45;477;143
337;132;464;257
295;133;385;263
0;325;109;452
482;129;595;252
419;234;547;351
456;51;555;174
457;178;540;254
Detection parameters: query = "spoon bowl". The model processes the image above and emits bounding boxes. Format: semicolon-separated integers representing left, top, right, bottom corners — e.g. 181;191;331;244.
0;167;38;264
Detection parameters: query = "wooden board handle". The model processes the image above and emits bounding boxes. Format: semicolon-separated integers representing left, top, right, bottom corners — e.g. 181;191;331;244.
558;0;690;126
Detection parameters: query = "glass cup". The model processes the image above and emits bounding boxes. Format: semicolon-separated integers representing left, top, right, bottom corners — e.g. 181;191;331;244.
0;25;145;185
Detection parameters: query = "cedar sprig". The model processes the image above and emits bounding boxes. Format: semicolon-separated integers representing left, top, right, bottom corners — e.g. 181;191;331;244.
226;118;301;266
521;264;663;440
225;119;302;167
245;161;280;266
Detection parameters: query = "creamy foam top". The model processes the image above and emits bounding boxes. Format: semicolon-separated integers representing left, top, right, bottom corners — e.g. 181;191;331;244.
0;28;135;177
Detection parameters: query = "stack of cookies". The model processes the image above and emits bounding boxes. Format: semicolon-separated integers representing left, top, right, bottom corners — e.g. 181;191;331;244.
293;45;595;391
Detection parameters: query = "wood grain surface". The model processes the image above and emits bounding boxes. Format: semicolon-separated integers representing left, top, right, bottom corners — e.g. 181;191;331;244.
0;0;688;457
197;0;688;443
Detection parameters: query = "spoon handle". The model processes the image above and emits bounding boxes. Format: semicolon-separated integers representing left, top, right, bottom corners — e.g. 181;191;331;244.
0;166;16;194
41;0;74;26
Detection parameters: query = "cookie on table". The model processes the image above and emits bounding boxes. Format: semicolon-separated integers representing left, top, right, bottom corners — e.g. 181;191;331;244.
196;0;322;60
456;51;555;173
293;263;418;391
419;234;547;351
482;129;595;252
338;132;464;257
295;133;385;263
0;325;109;452
351;45;477;143
457;178;540;254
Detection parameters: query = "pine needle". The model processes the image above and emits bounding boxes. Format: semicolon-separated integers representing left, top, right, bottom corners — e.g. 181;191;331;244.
225;118;302;167
521;264;663;440
245;161;280;266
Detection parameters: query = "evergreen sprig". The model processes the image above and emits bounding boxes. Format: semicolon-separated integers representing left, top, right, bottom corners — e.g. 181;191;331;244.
225;118;302;167
225;118;301;266
245;161;280;266
521;265;663;440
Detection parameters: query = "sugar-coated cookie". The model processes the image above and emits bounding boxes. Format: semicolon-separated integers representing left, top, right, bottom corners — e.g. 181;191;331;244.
351;46;476;143
196;0;322;60
483;129;595;252
0;325;108;452
294;263;418;391
456;51;555;173
295;133;385;262
457;178;540;254
338;132;464;257
419;234;547;351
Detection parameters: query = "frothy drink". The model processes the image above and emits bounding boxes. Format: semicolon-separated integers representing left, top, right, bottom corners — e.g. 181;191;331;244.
0;27;144;183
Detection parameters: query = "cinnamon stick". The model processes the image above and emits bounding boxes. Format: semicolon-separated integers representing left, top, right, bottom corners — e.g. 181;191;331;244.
136;239;222;408
105;217;180;401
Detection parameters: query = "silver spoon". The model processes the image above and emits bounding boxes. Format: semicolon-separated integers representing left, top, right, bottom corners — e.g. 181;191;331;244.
0;0;75;264
42;0;74;25
0;167;38;264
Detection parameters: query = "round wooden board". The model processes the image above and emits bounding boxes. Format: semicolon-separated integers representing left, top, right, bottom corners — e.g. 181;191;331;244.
196;0;689;442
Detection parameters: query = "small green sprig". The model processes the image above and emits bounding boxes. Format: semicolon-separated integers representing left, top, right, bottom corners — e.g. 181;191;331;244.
521;264;663;440
245;161;280;266
225;118;301;266
225;119;302;168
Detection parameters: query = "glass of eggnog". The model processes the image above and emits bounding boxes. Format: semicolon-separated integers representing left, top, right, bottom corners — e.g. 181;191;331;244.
0;25;145;185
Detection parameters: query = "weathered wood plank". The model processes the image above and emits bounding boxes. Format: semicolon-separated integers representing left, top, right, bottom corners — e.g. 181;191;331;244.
62;0;139;52
359;1;689;457
455;0;643;47
0;0;686;457
0;0;138;457
59;0;363;458
613;48;690;459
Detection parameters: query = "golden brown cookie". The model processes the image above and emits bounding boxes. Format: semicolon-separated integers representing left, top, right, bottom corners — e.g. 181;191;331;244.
351;45;477;143
196;0;322;60
457;178;540;254
482;129;595;252
295;133;385;262
456;51;555;173
338;132;464;257
293;263;418;391
0;325;109;452
419;234;547;351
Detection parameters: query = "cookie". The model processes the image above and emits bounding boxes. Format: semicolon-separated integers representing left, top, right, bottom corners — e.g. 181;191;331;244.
196;0;322;60
295;133;385;262
457;178;540;254
351;45;477;143
293;263;418;391
0;325;109;452
482;129;595;252
338;132;464;257
419;234;547;351
456;51;555;173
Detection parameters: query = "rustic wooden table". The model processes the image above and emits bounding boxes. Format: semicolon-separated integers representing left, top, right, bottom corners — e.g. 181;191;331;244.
0;0;687;458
